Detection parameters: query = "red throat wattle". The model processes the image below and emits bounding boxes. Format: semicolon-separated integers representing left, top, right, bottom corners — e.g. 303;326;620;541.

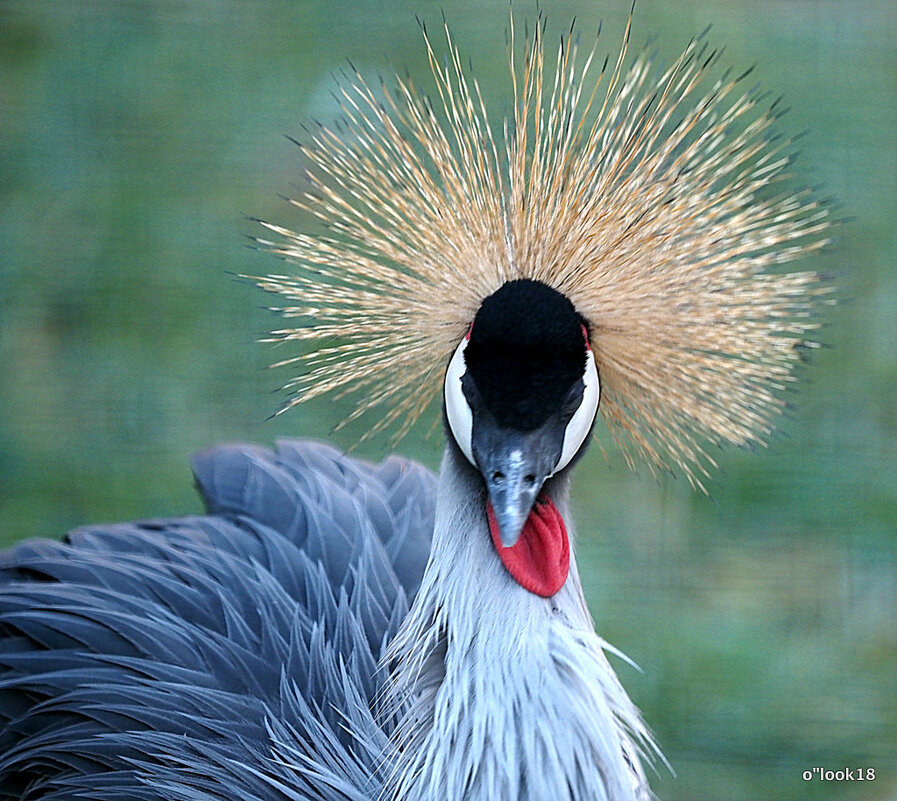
487;495;570;597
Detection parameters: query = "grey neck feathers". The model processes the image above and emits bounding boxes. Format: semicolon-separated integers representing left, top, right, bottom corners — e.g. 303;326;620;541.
382;445;656;801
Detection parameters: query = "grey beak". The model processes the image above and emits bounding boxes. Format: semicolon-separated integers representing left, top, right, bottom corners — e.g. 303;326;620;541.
485;455;544;547
473;423;564;547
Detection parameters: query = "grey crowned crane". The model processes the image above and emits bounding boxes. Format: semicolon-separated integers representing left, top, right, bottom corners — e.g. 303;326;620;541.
0;12;830;801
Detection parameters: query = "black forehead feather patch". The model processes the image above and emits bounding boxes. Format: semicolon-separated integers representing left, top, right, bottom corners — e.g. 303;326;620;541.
463;279;588;431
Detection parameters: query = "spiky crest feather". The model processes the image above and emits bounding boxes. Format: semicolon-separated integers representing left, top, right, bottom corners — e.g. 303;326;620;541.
253;12;831;488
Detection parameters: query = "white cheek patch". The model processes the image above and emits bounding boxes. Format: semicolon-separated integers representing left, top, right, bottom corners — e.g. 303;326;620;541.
554;349;600;474
444;336;475;465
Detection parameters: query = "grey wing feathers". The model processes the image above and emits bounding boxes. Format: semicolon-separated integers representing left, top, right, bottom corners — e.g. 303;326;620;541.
0;439;436;801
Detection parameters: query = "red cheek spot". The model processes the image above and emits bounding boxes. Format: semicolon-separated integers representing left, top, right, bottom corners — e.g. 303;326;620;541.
465;323;473;341
581;323;591;351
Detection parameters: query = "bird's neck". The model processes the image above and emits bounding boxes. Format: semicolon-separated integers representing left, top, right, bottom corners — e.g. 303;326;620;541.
384;445;652;801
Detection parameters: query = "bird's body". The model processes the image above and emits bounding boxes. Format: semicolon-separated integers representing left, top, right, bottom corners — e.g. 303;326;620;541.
0;10;831;801
0;440;650;800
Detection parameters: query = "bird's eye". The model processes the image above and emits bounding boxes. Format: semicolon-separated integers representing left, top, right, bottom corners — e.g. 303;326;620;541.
552;348;600;474
444;336;475;464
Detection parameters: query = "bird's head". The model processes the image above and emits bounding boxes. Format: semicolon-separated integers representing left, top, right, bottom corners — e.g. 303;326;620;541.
444;279;600;596
256;12;832;593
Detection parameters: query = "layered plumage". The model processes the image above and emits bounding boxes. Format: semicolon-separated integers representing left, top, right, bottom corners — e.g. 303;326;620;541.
0;442;436;799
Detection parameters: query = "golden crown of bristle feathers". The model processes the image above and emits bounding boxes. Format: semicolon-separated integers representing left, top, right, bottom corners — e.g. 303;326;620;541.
252;13;832;489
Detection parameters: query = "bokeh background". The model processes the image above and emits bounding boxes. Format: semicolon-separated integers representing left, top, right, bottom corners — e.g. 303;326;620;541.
1;1;895;799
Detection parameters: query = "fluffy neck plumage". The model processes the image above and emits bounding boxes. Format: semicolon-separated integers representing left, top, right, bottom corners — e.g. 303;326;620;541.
383;445;654;801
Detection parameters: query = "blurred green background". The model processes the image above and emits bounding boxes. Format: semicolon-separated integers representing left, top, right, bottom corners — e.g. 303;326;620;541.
1;1;894;799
